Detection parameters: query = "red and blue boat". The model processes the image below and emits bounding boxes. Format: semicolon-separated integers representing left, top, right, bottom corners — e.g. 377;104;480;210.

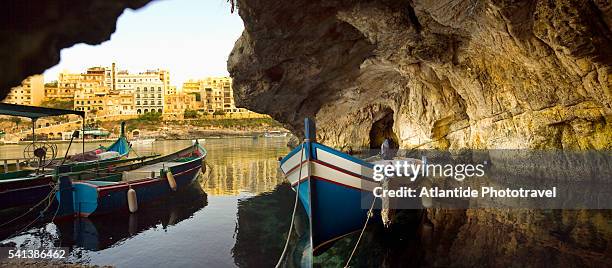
279;118;379;255
56;141;207;218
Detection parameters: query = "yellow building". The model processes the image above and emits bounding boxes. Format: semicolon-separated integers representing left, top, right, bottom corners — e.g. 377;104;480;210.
166;85;177;95
164;93;198;118
73;85;110;116
44;83;74;100
3;75;44;106
106;91;136;115
182;76;246;114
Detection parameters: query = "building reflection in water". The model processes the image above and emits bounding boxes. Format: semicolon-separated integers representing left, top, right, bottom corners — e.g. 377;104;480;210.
200;137;289;196
203;157;285;196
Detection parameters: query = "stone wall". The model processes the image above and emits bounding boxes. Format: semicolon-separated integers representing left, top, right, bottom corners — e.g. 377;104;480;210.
228;0;612;266
228;0;611;151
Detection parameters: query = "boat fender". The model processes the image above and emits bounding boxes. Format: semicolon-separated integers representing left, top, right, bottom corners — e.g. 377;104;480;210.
127;187;138;213
167;170;177;191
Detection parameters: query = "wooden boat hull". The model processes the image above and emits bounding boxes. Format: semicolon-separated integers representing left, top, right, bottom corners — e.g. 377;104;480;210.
0;136;132;214
55;183;207;251
57;143;207;218
280;140;378;255
0;176;53;211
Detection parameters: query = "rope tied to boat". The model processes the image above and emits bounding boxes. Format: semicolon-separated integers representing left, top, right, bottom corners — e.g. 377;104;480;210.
344;195;377;268
2;182;60;240
275;143;304;268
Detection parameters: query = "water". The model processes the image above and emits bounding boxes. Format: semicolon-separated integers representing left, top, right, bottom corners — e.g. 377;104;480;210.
0;137;299;267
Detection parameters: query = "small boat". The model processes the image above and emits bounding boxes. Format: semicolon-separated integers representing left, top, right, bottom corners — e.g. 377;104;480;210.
131;138;155;145
54;183;207;251
55;141;207;218
279;118;379;255
0;105;142;215
264;131;288;138
191;138;206;145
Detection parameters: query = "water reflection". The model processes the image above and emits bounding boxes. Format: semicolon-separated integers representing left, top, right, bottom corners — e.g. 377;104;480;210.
232;184;309;267
55;184;207;251
204;158;284;196
199;137;289;196
1;137;293;267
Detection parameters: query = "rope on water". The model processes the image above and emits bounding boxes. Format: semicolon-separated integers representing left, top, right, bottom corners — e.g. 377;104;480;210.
275;143;304;268
0;181;58;229
4;183;59;240
344;196;377;268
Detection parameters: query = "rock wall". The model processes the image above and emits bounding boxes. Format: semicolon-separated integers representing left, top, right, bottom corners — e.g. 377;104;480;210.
0;0;152;99
228;0;612;151
229;0;612;266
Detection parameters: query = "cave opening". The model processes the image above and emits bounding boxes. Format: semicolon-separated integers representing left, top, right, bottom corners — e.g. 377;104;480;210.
369;109;399;150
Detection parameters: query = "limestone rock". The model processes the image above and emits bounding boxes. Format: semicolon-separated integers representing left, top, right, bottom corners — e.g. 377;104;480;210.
228;0;612;150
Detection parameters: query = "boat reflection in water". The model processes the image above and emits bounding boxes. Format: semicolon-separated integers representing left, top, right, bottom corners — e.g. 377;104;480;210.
232;183;311;268
55;183;207;251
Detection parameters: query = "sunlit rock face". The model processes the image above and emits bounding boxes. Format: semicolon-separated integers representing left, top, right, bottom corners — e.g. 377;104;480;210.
229;0;612;266
229;0;611;150
0;0;152;100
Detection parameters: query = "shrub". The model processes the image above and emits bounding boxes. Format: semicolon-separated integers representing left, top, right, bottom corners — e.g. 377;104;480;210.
137;112;162;122
184;109;199;119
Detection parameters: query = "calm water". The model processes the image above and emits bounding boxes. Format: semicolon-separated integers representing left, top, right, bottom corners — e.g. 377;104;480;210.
0;137;301;267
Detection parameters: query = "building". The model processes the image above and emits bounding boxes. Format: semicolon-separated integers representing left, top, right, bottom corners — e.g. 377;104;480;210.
73;84;109;116
166;85;177;95
106;91;136;115
134;81;165;114
3;75;44;106
200;77;234;113
164;92;198;118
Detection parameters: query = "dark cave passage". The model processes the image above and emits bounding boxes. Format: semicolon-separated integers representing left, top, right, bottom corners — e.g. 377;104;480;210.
369;109;399;150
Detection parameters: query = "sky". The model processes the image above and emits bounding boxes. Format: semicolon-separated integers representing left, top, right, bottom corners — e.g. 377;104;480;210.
43;0;244;87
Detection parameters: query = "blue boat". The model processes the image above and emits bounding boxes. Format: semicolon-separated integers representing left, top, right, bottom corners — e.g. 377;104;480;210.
56;142;207;218
279;118;379;255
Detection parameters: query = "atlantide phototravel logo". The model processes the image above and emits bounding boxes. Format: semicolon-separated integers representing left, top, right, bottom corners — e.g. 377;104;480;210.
371;158;558;199
362;150;611;209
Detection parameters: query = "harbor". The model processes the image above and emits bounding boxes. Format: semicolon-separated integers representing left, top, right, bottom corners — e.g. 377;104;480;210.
1;0;611;266
1;137;295;267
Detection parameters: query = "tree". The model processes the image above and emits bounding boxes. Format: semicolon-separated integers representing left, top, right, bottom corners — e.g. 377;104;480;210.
183;109;199;119
9;117;22;130
213;110;226;116
138;112;162;122
40;98;73;110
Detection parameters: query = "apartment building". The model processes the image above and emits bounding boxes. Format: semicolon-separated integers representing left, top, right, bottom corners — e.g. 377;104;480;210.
3;75;44;106
134;81;165;114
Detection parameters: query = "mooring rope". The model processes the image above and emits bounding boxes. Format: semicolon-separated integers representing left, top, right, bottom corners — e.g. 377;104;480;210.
275;143;305;268
4;183;59;240
344;195;377;268
0;181;58;229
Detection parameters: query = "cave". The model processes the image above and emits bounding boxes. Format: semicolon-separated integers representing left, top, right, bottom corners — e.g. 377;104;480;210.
1;0;611;267
369;109;399;150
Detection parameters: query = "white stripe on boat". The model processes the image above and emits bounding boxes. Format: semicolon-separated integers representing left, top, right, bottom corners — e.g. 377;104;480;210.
314;148;374;179
284;160;378;192
280;149;307;173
